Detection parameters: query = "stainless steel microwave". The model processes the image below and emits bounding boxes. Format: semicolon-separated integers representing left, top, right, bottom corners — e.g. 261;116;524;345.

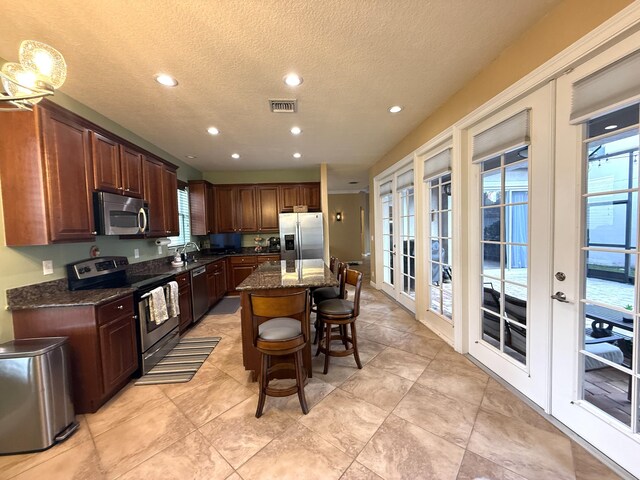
94;192;149;235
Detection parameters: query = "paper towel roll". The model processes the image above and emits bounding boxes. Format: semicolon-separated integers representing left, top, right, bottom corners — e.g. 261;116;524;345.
155;238;171;246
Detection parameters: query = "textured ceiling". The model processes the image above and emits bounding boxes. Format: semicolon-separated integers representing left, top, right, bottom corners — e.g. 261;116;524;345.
0;0;560;192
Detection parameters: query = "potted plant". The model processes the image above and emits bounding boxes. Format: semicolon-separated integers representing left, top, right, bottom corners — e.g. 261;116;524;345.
622;304;634;323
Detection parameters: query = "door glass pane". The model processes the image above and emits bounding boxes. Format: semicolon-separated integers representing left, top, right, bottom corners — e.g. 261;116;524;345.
482;207;501;241
479;148;529;365
399;186;415;299
582;106;639;432
428;174;453;322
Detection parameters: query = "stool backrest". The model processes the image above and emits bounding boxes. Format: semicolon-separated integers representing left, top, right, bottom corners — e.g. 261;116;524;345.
337;262;348;299
344;268;363;317
329;256;338;273
248;290;310;345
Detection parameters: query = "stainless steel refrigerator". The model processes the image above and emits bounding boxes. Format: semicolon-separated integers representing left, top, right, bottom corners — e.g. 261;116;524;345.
279;212;324;260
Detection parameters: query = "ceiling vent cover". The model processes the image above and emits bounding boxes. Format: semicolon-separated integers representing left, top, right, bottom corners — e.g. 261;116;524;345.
269;99;297;113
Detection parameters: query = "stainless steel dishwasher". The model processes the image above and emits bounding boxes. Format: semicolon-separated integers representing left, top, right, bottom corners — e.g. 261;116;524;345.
191;265;209;322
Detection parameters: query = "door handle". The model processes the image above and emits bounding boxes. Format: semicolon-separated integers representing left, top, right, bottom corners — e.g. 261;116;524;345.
551;291;570;303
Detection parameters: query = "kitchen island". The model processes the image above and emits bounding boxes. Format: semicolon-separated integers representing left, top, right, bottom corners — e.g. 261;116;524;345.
236;259;338;380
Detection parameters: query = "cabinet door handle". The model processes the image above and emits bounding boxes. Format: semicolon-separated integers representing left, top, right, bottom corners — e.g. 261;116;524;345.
91;231;97;235
117;305;124;310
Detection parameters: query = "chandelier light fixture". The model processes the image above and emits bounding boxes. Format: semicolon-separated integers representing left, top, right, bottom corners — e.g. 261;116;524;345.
0;40;67;111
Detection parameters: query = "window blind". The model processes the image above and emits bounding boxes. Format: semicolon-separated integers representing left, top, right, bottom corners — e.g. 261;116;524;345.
379;180;393;197
571;49;640;124
169;187;191;247
423;148;452;181
396;170;414;191
472;109;530;163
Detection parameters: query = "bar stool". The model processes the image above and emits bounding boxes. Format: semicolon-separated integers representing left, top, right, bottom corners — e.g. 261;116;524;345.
248;290;310;418
315;268;363;374
312;262;347;345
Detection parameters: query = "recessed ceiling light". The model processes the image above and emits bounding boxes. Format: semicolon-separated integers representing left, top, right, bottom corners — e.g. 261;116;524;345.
185;155;197;159
207;127;219;135
389;105;403;113
284;73;303;87
290;126;302;135
604;124;618;130
293;152;302;159
231;153;240;159
154;73;178;87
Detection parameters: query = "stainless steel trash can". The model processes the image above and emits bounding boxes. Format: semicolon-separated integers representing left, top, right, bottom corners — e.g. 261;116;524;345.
0;337;78;454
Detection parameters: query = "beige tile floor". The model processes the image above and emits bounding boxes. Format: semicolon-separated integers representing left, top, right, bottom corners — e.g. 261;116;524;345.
0;282;623;480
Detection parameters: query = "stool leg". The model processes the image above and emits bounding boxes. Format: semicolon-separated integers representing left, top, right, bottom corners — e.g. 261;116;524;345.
294;350;309;414
255;353;268;418
351;321;363;369
323;321;332;374
315;316;324;357
340;325;349;350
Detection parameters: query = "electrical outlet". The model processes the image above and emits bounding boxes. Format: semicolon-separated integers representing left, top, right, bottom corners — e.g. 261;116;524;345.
157;245;163;255
134;248;140;259
42;260;53;275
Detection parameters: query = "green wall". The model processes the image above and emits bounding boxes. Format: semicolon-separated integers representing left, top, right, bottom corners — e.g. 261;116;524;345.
0;85;203;342
203;168;320;184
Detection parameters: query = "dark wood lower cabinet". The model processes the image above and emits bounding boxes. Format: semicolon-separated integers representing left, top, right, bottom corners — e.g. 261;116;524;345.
207;260;227;305
98;314;138;393
12;295;137;413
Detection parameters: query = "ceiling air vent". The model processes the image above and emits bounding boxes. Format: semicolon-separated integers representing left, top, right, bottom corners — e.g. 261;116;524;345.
269;99;297;113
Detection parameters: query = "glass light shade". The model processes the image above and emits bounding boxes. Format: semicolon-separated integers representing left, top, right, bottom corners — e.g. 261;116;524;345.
19;40;67;89
1;62;43;104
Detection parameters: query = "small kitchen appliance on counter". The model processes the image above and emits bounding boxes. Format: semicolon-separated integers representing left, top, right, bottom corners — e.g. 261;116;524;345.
268;236;281;253
0;336;78;454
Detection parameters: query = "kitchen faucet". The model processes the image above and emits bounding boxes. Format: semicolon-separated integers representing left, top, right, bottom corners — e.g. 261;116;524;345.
178;242;200;264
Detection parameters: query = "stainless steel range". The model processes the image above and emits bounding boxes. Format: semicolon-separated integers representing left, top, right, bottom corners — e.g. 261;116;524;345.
66;256;180;375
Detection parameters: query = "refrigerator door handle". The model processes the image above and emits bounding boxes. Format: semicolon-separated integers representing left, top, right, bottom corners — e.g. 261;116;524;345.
296;220;302;260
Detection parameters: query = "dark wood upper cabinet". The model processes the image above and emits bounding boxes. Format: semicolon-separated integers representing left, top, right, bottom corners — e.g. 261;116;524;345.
279;185;299;212
215;186;237;233
300;183;321;211
0;102;177;245
0;105;96;245
119;145;144;198
162;166;179;236
143;159;178;237
189;180;215;235
143;157;165;237
91;131;121;194
256;185;280;232
278;183;321;212
236;186;258;232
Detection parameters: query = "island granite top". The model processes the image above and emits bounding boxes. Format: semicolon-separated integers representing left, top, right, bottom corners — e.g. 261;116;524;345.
236;259;338;291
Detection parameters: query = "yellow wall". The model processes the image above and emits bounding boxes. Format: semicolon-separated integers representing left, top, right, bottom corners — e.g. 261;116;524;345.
368;0;633;283
203;168;320;184
0;91;203;342
328;193;369;262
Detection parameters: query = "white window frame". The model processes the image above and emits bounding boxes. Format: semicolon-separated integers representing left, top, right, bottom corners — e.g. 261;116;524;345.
169;185;191;247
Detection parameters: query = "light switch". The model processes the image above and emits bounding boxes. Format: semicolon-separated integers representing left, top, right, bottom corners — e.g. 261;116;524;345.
42;260;53;275
134;248;140;259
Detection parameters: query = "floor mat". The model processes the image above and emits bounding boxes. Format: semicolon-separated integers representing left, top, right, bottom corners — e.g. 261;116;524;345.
209;296;241;315
135;337;220;385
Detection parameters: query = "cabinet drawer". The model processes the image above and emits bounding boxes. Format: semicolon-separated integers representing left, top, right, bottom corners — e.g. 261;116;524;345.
257;254;280;263
175;272;190;288
97;295;134;325
229;256;257;266
206;260;225;273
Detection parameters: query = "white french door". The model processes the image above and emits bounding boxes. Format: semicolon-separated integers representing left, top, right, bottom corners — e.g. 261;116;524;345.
467;83;554;409
551;34;640;477
377;166;416;312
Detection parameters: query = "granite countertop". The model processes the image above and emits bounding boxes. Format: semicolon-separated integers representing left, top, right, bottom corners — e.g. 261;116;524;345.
7;247;282;310
236;259;338;291
7;279;136;310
